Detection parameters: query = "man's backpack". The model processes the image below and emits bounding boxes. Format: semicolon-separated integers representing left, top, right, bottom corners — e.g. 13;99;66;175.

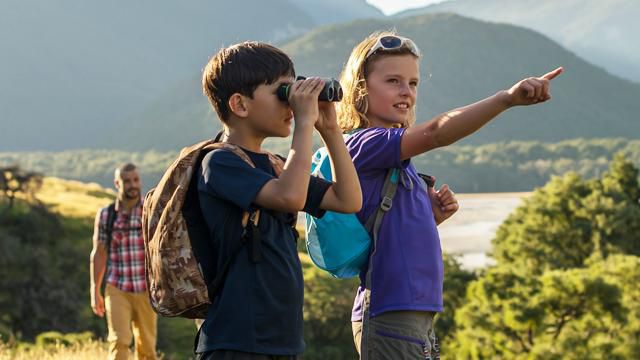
104;203;117;252
141;139;276;319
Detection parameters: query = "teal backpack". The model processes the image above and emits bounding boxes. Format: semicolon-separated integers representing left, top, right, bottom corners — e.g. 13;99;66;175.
305;146;399;278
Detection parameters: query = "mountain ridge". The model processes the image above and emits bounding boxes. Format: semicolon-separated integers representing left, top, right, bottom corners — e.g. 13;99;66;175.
111;13;640;151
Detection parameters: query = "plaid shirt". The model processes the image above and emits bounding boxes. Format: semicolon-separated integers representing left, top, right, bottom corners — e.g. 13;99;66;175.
95;199;147;293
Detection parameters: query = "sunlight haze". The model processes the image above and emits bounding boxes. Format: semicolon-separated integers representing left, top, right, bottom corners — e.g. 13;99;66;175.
367;0;446;15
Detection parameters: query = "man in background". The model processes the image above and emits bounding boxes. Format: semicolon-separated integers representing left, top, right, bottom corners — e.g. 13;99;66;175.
90;163;157;360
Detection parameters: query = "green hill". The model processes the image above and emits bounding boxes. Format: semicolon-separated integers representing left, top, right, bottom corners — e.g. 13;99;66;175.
0;0;379;152
4;5;638;152
114;13;640;151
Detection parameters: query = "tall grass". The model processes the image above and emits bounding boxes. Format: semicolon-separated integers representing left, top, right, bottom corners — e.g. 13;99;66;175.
0;339;111;360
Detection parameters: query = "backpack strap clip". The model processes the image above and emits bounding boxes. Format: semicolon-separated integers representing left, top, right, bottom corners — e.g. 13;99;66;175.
380;196;393;211
248;210;262;263
241;210;262;263
364;168;399;234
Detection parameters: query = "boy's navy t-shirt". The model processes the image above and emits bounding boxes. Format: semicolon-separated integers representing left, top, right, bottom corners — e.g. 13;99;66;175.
195;147;331;355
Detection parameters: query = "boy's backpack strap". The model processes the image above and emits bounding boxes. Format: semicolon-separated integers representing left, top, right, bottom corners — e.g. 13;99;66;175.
213;130;224;142
364;168;400;237
245;210;262;263
105;202;117;252
206;208;261;299
197;142;279;298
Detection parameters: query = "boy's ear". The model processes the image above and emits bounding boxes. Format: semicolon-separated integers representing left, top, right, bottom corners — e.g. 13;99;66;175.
228;93;249;118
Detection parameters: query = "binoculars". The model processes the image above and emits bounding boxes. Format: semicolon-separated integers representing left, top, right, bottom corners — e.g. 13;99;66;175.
277;76;343;102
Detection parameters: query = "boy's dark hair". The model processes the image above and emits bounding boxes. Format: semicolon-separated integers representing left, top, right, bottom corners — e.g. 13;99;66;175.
202;42;295;123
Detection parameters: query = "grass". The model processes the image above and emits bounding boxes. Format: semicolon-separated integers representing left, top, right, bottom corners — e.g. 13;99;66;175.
33;177;115;218
0;339;111;360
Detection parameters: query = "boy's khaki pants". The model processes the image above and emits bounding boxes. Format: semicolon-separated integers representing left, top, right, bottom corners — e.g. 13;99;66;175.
105;284;158;360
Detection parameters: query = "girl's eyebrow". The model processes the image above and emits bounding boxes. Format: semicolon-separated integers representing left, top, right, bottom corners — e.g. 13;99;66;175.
383;73;420;81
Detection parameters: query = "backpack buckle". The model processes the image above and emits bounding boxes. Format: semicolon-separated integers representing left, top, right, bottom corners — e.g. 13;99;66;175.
380;196;393;211
249;210;260;226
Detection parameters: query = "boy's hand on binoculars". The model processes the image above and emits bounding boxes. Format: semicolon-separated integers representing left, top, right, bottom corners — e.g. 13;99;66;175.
504;67;563;107
288;77;324;127
315;102;339;135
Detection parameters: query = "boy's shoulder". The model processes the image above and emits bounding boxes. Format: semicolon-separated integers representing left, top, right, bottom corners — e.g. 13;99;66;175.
197;146;278;207
201;147;240;168
201;146;256;167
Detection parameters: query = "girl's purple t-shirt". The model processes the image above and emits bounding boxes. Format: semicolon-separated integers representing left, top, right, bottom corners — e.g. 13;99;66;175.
347;127;444;321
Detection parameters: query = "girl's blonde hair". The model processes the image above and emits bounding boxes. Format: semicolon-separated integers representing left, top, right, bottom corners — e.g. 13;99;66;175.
337;30;421;132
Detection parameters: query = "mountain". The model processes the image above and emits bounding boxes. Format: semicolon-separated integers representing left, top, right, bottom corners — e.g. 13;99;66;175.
112;13;640;150
0;0;380;151
397;0;640;83
288;0;383;23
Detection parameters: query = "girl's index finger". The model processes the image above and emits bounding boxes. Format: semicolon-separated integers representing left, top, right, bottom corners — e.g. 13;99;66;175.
541;67;564;81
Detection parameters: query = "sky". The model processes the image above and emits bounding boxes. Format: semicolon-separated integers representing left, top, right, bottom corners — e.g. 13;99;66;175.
366;0;447;15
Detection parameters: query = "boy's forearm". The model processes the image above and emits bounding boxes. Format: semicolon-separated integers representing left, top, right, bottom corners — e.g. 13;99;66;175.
277;122;315;204
320;129;362;210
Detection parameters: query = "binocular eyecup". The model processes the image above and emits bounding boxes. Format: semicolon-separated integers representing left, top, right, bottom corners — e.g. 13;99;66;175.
277;76;343;102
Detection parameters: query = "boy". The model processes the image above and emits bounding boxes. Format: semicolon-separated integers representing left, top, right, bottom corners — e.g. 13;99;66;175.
194;42;362;359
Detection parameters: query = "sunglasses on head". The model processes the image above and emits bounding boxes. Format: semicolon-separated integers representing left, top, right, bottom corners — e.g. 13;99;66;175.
365;35;421;59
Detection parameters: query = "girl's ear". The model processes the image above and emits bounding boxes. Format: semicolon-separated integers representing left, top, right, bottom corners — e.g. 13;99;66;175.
228;93;249;118
356;93;369;115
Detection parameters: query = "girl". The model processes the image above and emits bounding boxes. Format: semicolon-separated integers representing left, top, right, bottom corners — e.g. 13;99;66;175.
337;31;563;359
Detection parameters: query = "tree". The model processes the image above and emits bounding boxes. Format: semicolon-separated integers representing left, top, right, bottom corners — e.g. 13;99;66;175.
0;166;43;208
450;260;634;359
0;203;102;340
491;153;640;274
437;254;476;351
449;154;640;359
491;172;594;273
581;152;640;257
301;258;359;360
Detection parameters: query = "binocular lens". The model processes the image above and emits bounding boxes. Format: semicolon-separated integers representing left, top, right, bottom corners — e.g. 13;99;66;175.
326;86;335;101
276;77;343;102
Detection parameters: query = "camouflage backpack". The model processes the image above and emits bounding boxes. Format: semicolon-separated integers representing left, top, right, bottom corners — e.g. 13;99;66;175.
141;138;282;319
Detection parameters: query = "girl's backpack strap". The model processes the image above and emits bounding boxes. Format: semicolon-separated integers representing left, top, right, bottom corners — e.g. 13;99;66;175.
364;168;400;237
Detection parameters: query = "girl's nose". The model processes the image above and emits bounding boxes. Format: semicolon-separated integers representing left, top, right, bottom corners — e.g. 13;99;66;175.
399;83;412;96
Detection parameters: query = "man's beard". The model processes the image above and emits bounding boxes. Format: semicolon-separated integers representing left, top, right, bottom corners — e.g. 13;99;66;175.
124;189;140;200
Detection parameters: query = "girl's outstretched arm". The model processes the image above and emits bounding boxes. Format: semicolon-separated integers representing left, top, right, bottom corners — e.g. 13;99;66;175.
400;67;563;160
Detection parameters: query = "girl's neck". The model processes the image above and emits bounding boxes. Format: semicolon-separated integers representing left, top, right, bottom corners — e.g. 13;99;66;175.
368;116;401;129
